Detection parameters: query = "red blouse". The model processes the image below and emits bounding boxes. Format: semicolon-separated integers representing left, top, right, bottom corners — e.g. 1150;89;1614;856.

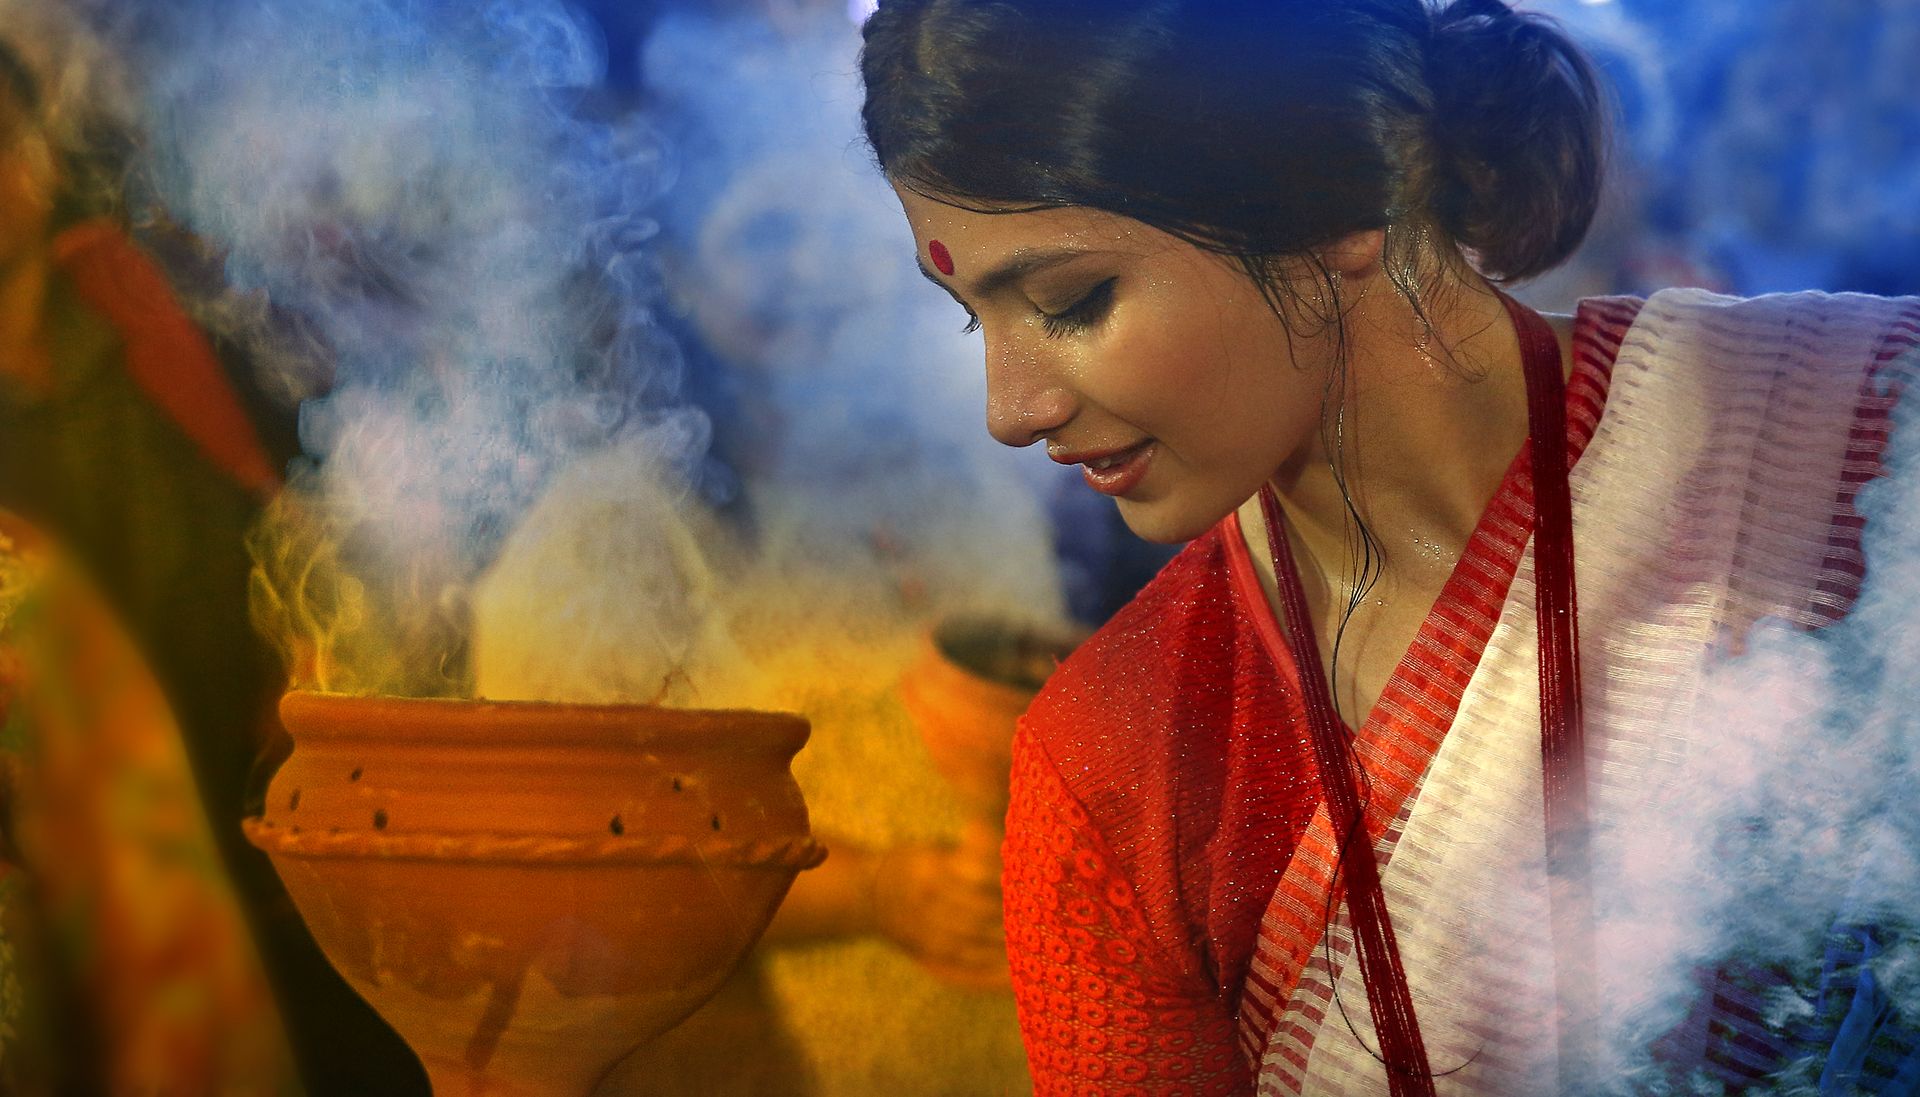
1002;298;1645;1096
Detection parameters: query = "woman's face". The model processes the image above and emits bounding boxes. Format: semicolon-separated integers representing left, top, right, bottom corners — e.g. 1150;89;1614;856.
893;185;1333;543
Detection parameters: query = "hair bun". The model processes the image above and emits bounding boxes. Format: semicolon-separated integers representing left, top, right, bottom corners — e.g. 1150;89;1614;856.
1424;0;1606;281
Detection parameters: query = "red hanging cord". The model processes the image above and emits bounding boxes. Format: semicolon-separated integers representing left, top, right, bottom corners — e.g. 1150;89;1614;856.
1260;484;1438;1097
1503;294;1598;1086
1256;292;1590;1093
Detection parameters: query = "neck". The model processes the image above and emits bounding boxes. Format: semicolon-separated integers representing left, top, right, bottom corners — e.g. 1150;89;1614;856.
0;246;55;388
1261;275;1556;595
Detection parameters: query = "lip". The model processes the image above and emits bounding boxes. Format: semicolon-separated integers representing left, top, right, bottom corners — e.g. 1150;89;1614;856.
1049;440;1148;467
1065;441;1154;497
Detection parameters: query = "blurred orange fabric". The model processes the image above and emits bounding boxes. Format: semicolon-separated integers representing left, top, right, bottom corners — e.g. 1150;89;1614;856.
0;512;296;1095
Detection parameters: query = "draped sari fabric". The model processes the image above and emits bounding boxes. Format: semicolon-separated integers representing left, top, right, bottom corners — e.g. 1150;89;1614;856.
1005;291;1920;1096
0;514;296;1095
1255;290;1920;1094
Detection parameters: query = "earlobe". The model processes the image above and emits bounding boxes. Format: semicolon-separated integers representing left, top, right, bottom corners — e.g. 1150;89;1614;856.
1315;229;1387;277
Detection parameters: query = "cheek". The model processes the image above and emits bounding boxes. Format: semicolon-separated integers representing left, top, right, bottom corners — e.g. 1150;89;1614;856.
1102;315;1288;444
1186;306;1326;436
1075;309;1218;420
1070;268;1324;481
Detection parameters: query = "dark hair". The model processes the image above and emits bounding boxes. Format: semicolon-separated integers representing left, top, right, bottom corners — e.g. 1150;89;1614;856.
859;0;1606;286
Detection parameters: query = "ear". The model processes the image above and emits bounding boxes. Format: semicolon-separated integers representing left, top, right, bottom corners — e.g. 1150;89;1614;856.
1314;229;1386;278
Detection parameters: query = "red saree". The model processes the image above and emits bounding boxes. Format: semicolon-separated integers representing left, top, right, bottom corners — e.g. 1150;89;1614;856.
1003;297;1639;1095
1007;288;1920;1095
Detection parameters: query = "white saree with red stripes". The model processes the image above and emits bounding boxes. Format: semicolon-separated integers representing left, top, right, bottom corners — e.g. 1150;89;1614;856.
1244;288;1920;1095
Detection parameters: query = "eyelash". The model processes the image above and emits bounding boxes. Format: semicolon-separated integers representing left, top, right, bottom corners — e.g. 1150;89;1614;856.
1040;279;1117;338
955;278;1119;337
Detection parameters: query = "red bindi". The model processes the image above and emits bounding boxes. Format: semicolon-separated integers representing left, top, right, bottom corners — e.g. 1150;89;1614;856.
928;239;955;277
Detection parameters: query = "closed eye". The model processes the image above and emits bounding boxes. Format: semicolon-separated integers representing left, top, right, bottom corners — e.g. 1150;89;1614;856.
1040;279;1117;339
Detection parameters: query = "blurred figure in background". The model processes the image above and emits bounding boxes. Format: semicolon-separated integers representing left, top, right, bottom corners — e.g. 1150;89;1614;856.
1518;0;1918;308
1627;0;1917;297
588;2;1046;1092
0;13;425;1093
0;510;294;1093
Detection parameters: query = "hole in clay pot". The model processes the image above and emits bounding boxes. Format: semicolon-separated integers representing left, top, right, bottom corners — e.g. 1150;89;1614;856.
610;815;625;836
373;809;388;830
288;789;301;811
710;815;722;831
350;767;363;782
672;777;683;792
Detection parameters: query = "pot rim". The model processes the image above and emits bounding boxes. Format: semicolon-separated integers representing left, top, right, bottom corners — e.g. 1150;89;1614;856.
911;616;1085;708
242;818;828;868
280;690;810;754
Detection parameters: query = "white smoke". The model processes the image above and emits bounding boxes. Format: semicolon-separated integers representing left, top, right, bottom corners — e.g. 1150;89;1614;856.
1586;344;1920;1092
120;0;702;696
470;7;1069;708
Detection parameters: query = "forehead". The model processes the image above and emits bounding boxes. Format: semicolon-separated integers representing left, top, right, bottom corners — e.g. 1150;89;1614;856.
891;184;1147;256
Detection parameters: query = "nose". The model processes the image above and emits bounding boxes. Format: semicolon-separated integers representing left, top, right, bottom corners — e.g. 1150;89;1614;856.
984;336;1076;449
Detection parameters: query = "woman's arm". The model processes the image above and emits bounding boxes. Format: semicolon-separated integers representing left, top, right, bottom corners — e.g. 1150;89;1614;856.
1004;730;1251;1097
760;832;1010;988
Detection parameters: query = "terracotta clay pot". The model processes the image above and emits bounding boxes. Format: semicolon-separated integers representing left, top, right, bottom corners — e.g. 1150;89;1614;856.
897;617;1082;950
244;691;824;1097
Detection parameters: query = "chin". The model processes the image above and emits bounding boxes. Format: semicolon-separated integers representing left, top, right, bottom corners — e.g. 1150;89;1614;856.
1113;496;1224;545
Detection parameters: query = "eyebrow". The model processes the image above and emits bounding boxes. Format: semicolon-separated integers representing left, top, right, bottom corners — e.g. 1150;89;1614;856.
916;247;1111;302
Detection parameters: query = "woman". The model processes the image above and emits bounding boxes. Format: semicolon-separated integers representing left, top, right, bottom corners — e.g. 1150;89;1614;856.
858;1;1920;1094
0;511;296;1094
0;28;425;1094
